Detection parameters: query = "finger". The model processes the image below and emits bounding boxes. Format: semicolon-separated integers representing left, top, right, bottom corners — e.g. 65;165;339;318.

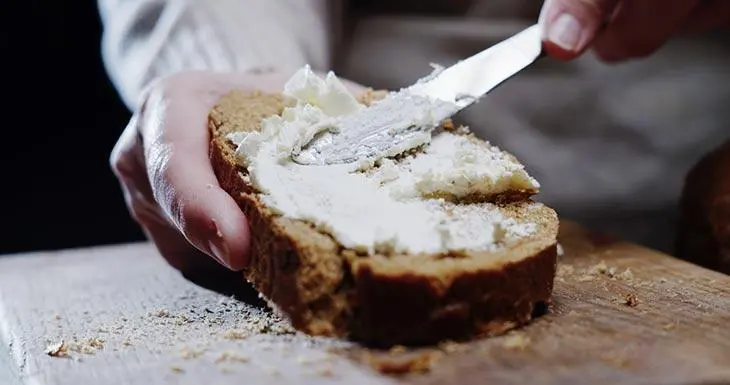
592;0;700;62
110;115;209;269
140;74;253;271
538;0;620;60
114;141;227;273
681;0;730;34
119;169;259;296
110;115;169;229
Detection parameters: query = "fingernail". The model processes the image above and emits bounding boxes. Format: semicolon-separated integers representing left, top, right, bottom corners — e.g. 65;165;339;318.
547;13;582;52
208;239;231;268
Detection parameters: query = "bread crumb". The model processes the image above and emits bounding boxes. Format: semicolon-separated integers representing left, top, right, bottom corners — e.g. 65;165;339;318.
45;341;68;357
663;322;676;331
364;351;441;375
502;333;531;351
222;329;248;340
179;346;205;359
438;341;464;353
453;124;471;135
296;353;332;365
441;119;456;131
211;219;223;238
67;337;105;355
88;338;104;349
152;308;170;318
556;264;575;277
659;277;668;283
579;261;635;282
624;293;639;307
170;366;184;374
616;268;634;281
215;351;250;364
53;312;62;321
121;338;132;347
174;315;191;326
588;261;609;275
358;88;389;106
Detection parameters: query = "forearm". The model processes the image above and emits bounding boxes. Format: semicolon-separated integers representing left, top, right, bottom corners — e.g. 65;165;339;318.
98;0;334;109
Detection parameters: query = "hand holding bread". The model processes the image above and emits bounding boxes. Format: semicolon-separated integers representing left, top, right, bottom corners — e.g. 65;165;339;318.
109;70;367;273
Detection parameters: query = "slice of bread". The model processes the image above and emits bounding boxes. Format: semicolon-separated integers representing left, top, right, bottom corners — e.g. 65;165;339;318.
208;89;559;347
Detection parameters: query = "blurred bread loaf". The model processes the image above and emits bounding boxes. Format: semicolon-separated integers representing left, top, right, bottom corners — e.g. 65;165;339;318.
676;140;730;274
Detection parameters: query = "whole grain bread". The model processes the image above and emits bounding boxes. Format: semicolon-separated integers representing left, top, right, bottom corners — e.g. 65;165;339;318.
208;89;559;347
676;139;730;275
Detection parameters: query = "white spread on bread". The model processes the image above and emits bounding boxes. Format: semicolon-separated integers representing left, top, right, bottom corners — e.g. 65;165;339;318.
227;66;541;255
290;68;461;166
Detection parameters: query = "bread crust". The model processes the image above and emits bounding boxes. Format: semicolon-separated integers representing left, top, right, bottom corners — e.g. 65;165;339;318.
208;90;559;346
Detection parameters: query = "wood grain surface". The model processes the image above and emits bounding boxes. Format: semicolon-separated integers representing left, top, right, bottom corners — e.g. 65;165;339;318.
1;222;729;385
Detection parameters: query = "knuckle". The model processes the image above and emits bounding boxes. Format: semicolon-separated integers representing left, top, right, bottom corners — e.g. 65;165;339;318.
109;142;137;181
110;116;144;180
109;148;126;178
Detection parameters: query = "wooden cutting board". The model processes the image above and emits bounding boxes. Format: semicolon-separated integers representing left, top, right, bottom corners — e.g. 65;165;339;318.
1;222;729;385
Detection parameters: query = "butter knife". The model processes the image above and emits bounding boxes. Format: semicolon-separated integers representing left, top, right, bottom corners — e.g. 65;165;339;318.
293;23;545;166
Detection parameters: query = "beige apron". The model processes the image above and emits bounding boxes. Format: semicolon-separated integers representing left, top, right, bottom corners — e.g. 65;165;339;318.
336;0;730;253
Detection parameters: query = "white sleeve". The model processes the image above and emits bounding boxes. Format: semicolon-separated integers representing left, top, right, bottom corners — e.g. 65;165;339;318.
97;0;335;109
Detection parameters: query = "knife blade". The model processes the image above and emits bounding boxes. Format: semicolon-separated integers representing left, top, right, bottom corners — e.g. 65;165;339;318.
292;23;545;166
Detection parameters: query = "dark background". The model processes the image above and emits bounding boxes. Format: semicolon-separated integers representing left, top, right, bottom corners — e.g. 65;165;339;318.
1;1;144;255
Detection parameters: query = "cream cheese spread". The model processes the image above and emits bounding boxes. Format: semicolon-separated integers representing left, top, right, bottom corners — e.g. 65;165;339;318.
227;65;541;255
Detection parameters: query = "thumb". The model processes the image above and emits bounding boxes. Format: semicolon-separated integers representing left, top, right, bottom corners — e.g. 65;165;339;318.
538;0;618;60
